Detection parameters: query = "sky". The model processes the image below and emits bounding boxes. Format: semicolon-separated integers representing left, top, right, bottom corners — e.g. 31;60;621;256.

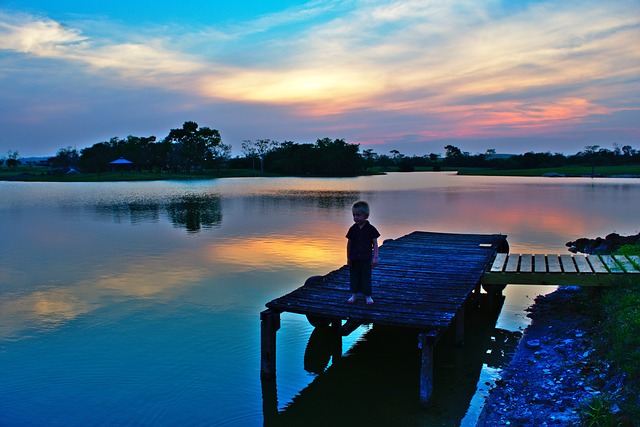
1;0;639;158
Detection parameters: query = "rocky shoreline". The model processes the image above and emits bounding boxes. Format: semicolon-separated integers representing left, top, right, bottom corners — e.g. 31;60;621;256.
565;232;640;254
476;286;624;426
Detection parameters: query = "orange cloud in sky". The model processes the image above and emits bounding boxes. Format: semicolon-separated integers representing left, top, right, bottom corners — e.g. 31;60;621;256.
451;98;612;136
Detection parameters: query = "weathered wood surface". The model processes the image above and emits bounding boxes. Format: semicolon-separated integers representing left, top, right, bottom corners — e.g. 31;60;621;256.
482;253;640;286
265;231;507;342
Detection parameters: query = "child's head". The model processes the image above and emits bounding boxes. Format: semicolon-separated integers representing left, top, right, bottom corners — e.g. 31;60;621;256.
352;201;370;224
352;201;370;216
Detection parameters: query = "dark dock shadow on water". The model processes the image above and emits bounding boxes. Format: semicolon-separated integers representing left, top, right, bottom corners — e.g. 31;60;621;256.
262;295;521;427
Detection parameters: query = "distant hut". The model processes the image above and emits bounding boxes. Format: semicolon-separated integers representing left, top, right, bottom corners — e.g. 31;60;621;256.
109;157;133;172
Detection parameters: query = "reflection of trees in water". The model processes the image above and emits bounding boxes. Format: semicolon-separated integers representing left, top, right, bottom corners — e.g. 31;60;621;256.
92;190;355;233
93;203;161;224
165;195;222;233
243;191;360;214
290;191;360;210
92;195;222;233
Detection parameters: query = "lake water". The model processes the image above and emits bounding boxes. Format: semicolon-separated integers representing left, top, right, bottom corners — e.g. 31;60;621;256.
1;173;639;426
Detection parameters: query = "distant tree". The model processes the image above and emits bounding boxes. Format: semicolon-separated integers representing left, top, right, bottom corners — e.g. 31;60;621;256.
5;150;20;170
362;149;377;171
79;142;112;173
443;145;466;166
622;145;636;156
444;145;463;159
266;141;314;175
582;145;601;177
208;142;232;170
122;135;157;170
243;139;279;173
256;139;278;173
164;121;222;172
49;147;79;169
241;140;259;170
397;157;414;172
375;154;395;168
315;137;362;176
389;149;401;164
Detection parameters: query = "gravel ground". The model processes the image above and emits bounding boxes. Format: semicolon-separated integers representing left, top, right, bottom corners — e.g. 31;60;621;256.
476;286;626;426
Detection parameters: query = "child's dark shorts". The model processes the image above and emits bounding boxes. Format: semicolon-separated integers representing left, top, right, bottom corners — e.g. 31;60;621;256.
349;259;372;296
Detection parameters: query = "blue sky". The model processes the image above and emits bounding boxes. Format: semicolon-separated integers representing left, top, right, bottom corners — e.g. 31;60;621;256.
1;0;639;158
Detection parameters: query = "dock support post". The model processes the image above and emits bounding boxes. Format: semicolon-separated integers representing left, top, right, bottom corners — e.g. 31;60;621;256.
455;305;465;347
418;333;434;405
260;309;281;378
261;377;278;424
473;284;481;308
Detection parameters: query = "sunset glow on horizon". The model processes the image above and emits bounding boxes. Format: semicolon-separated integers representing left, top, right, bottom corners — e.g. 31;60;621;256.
1;0;638;157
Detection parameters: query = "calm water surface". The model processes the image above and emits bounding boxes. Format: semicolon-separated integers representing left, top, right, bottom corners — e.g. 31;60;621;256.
1;173;639;426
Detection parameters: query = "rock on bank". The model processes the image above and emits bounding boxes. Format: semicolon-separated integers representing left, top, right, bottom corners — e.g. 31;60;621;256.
476;286;620;426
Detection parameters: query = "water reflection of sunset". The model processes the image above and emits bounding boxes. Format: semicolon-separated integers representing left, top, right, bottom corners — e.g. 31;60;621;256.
205;236;345;271
0;289;91;337
0;258;207;339
467;205;598;237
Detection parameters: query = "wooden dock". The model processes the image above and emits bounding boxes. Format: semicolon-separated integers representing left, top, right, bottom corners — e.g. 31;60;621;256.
261;231;640;405
261;231;508;404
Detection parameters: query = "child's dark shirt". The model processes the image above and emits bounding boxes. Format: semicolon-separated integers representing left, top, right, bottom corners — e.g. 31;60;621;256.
346;221;380;261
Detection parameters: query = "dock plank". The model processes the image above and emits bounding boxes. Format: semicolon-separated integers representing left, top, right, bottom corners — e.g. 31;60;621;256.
601;255;624;273
491;253;508;272
520;254;532;273
505;254;520;272
547;255;562;273
534;254;546;273
560;255;577;273
574;255;593;273
614;255;639;273
587;255;608;273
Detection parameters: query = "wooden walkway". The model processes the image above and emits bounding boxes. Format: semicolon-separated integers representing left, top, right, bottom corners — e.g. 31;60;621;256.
261;231;508;404
482;253;640;286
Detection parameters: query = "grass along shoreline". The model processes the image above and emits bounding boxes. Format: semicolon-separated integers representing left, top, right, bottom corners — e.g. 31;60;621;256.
0;168;279;182
2;164;640;182
453;164;640;177
576;243;640;425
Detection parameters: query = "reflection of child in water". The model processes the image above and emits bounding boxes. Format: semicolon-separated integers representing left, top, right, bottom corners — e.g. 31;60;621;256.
346;201;380;305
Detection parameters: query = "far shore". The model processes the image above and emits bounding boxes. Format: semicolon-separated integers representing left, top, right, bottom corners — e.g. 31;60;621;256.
1;164;640;182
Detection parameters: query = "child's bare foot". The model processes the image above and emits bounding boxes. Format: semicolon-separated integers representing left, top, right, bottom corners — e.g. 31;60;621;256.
365;296;374;305
347;295;356;304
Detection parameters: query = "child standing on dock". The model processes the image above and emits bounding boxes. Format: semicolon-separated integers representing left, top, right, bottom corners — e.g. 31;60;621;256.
346;201;380;305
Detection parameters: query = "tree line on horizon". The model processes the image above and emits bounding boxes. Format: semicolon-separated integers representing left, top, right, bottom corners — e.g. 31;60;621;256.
3;121;639;176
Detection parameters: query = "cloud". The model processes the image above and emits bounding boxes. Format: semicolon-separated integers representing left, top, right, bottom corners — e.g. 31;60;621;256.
0;11;206;89
0;12;86;55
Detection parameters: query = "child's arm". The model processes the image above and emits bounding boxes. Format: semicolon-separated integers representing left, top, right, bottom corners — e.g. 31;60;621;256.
371;238;379;266
346;239;352;266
